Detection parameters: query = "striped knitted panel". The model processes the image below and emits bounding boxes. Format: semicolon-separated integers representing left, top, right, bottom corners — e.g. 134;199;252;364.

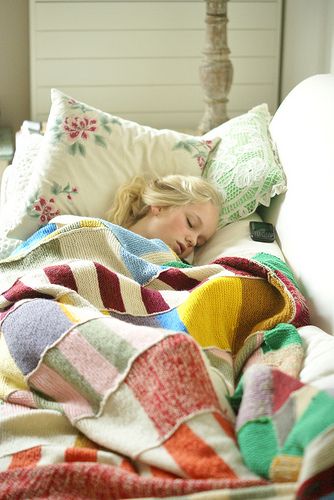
0;217;318;496
240;323;305;381
0;462;271;499
176;275;291;354
236;365;334;482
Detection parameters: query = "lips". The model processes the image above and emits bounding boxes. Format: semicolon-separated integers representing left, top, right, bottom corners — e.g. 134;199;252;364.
177;242;186;255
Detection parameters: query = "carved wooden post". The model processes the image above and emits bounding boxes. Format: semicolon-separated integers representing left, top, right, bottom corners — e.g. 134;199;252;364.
198;0;233;134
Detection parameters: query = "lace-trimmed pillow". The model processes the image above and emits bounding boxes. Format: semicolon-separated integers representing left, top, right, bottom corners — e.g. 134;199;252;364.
5;89;220;241
202;104;287;229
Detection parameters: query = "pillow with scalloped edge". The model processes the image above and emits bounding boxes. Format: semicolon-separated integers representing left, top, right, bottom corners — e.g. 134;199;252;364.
4;88;220;241
202;103;287;229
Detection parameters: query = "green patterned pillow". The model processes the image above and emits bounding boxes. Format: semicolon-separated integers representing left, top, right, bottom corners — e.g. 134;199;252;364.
202;104;286;228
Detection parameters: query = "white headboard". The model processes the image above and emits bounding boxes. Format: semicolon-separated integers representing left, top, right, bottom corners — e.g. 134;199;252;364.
261;74;334;335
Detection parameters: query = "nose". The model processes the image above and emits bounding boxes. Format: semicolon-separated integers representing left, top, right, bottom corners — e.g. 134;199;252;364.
186;233;197;248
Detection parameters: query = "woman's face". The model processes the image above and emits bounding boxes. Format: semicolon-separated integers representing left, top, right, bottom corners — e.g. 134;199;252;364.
137;201;219;258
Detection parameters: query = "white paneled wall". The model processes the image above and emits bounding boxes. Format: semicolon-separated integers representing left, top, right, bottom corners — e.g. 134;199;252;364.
29;0;282;131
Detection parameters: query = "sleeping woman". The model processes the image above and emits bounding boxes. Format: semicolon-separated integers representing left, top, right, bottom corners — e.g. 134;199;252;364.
104;174;221;260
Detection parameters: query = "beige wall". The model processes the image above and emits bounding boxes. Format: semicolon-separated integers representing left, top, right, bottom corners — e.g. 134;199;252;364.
1;0;334;133
280;0;334;100
0;0;29;132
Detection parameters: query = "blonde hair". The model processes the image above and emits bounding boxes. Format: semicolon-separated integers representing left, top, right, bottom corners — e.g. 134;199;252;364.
105;174;222;228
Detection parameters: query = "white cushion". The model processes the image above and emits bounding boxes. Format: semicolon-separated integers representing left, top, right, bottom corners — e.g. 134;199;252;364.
193;213;284;265
266;74;334;334
299;325;334;395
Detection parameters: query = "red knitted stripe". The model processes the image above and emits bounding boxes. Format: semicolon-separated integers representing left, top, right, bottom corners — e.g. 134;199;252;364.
214;256;268;278
272;369;304;412
65;447;97;463
44;264;78;291
297;464;334;499
140;287;170;313
9;446;41;469
126;334;220;436
3;281;52;302
164;422;238;479
213;411;237;442
120;458;137;473
275;270;310;327
0;462;267;498
94;262;126;312
158;268;200;290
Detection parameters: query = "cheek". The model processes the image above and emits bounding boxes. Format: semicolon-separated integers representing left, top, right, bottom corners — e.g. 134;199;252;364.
182;246;193;258
171;213;188;231
162;213;185;233
155;210;187;239
154;216;178;236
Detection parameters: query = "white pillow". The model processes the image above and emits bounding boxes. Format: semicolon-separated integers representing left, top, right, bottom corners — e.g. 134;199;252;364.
3;133;44;208
0;231;23;261
193;213;284;266
0;134;45;260
4;89;220;241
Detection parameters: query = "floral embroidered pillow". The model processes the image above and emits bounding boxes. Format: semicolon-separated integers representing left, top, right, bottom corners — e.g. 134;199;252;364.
202;104;287;229
6;89;220;241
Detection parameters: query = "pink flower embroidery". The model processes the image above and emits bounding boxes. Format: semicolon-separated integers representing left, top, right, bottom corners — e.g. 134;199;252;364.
33;196;61;223
196;140;216;170
204;140;213;150
197;156;206;169
63;116;97;142
67;98;77;106
29;184;78;226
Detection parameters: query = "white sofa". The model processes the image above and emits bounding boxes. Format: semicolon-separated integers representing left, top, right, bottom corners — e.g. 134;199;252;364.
262;73;334;335
0;74;334;499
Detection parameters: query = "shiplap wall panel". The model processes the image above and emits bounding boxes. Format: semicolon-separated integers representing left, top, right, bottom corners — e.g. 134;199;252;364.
230;2;279;29
35;31;202;59
36;83;277;118
35;30;277;59
35;57;275;87
30;0;282;131
34;2;205;30
34;2;278;30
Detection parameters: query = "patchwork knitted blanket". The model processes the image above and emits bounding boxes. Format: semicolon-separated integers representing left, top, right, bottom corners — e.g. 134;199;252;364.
0;217;333;499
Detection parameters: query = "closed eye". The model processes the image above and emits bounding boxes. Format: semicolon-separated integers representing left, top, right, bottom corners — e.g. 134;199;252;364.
187;217;193;228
